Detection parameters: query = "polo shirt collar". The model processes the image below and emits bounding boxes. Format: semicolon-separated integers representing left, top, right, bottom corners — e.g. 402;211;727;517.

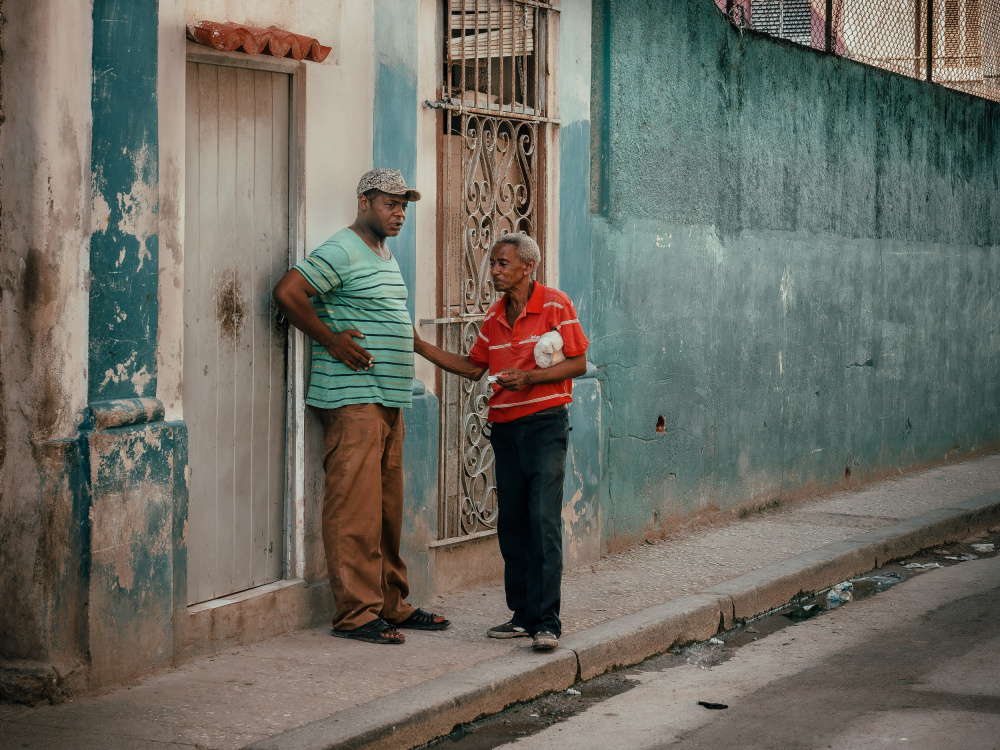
526;281;545;313
498;281;545;328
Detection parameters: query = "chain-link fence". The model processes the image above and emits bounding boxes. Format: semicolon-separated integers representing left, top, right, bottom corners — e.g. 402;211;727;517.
715;0;1000;103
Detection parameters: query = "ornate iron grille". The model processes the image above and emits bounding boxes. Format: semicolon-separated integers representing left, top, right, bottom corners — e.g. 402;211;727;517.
426;0;556;540
715;0;1000;103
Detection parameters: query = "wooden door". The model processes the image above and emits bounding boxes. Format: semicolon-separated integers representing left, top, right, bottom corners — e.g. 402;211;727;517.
184;61;289;605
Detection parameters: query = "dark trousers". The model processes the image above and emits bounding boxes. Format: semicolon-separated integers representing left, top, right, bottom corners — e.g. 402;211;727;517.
489;406;569;637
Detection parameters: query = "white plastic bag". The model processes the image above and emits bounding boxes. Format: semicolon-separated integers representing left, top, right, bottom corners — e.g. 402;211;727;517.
533;330;565;368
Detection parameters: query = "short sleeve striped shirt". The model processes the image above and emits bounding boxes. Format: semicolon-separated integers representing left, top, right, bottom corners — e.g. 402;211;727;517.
293;228;414;409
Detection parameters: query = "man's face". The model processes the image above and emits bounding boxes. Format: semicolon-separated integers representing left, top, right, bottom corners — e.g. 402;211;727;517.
362;191;408;236
489;242;534;293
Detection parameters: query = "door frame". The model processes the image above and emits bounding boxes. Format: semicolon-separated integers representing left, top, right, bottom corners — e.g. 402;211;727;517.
183;41;309;591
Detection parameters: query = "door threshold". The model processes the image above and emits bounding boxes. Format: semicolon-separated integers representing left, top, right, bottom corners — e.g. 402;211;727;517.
187;578;306;613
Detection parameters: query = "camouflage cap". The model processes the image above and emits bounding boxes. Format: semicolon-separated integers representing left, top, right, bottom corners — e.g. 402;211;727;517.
356;168;421;202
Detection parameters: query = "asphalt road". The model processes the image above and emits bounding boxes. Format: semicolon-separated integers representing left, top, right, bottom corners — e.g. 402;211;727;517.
499;555;1000;750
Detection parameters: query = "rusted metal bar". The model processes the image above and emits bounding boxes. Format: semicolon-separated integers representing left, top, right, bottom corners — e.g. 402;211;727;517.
423;98;559;123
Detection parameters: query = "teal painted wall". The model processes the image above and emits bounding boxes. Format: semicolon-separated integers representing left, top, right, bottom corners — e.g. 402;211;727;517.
373;0;419;320
401;382;439;603
558;2;594;330
563;372;602;566
591;0;1000;546
89;0;160;401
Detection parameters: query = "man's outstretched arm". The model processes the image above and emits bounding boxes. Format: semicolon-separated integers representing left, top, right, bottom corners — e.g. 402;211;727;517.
413;327;487;381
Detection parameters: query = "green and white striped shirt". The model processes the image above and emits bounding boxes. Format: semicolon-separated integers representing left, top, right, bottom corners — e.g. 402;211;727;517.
293;228;414;410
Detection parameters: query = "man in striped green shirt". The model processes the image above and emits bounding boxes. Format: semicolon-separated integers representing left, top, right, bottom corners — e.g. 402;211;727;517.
273;169;448;645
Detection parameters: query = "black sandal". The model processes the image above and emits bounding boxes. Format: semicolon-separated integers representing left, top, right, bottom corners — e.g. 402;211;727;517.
397;608;450;631
331;617;405;644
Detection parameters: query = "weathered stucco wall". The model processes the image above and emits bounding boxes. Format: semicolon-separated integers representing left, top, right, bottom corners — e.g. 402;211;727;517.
2;1;193;702
0;0;92;695
591;0;1000;547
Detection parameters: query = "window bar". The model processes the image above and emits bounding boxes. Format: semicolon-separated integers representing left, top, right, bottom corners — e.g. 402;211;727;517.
518;4;527;114
460;0;467;107
502;0;510;113
487;0;493;111
469;0;476;110
535;4;549;115
521;6;538;112
511;0;518;114
537;5;545;115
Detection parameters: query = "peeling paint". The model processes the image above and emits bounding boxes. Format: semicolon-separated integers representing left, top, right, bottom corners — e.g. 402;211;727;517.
115;143;158;272
91;183;111;234
100;352;138;391
130;366;152;397
780;267;793;315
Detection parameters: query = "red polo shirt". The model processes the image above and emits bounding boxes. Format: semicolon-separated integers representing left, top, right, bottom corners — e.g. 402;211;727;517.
469;283;589;423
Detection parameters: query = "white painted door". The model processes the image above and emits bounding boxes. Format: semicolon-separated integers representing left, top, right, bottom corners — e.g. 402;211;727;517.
184;61;289;605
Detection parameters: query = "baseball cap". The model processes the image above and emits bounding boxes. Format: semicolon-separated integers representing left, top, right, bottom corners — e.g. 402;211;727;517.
356;168;421;202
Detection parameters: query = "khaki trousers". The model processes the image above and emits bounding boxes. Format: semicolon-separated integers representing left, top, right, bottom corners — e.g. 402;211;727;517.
316;403;414;630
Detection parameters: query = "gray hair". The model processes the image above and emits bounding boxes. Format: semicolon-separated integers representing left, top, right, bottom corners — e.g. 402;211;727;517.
492;232;541;268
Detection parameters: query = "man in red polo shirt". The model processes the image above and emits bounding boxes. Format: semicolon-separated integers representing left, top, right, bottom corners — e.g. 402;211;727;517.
414;233;588;651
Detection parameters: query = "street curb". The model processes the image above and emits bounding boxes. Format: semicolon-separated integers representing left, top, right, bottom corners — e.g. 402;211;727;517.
245;493;1000;750
563;593;728;681
243;648;577;750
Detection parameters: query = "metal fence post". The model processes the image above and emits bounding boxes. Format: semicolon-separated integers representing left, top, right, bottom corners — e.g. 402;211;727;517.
825;0;833;51
926;0;934;81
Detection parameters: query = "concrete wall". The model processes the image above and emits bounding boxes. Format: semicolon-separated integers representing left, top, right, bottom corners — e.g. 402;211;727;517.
0;0;192;701
0;0;93;701
590;0;1000;548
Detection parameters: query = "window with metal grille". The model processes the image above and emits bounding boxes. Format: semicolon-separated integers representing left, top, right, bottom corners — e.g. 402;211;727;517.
424;0;557;541
753;0;813;46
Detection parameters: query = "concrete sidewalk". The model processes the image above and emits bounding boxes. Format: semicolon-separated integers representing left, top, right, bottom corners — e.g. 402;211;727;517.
3;455;1000;750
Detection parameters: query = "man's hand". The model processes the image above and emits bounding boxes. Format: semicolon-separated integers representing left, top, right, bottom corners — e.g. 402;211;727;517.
328;329;373;371
496;368;533;391
495;355;588;391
